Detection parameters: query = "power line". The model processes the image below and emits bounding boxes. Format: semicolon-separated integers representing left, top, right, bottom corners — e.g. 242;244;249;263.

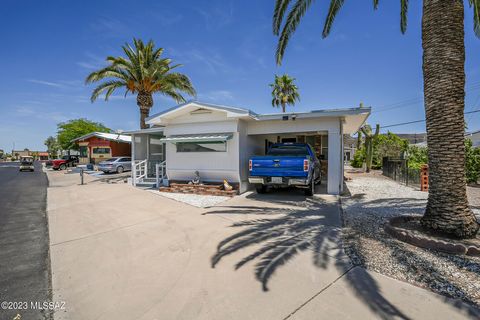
372;81;480;114
380;109;480;129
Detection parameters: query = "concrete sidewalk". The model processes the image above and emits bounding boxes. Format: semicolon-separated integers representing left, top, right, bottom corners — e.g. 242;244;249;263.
46;172;479;320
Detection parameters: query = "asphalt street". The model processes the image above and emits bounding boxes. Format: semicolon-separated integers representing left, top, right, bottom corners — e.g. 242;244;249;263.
0;161;51;319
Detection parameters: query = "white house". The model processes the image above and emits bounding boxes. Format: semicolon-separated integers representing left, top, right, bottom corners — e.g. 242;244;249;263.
467;130;480;148
126;101;370;195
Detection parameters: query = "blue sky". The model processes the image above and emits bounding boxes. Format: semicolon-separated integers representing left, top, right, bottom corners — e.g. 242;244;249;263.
1;0;480;151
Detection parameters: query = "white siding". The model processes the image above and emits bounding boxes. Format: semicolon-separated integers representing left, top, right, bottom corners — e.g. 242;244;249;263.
164;119;241;184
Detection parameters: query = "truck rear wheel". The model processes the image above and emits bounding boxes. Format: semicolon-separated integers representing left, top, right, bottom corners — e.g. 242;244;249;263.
256;185;267;194
304;178;315;196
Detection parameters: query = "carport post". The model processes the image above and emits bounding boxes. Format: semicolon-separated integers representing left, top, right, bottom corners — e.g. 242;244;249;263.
327;124;342;195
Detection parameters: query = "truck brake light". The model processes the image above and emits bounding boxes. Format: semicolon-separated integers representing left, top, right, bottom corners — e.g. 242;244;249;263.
303;159;309;172
249;160;252;171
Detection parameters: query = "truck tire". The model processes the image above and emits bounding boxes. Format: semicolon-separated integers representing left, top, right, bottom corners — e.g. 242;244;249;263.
304;178;315;196
59;164;67;170
256;185;267;194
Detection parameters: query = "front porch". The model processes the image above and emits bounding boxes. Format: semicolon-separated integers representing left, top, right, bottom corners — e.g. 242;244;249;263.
126;128;166;187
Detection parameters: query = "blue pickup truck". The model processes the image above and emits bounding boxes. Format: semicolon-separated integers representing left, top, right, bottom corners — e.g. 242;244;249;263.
248;143;321;196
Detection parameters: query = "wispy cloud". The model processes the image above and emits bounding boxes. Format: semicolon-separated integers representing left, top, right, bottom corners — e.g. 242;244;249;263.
89;17;130;39
27;79;83;89
76;52;108;70
169;47;241;75
198;90;234;102
14;106;70;123
28;79;65;88
194;2;234;30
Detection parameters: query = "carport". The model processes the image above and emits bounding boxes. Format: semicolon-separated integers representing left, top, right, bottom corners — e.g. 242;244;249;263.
243;108;370;194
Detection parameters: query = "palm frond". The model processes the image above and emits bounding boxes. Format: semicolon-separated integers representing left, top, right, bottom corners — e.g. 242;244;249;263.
322;0;346;38
273;0;293;35
469;0;480;37
90;80;126;102
276;0;314;65
400;0;409;34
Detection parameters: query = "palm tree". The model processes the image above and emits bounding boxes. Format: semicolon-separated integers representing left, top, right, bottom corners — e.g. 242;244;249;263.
273;0;479;238
270;74;300;113
86;38;196;129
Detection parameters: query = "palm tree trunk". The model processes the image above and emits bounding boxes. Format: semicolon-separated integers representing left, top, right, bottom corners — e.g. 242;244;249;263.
281;103;286;113
421;0;479;238
137;91;154;129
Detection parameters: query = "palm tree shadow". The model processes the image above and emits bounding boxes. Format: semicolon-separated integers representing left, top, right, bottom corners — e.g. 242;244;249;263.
210;197;413;319
342;196;480;318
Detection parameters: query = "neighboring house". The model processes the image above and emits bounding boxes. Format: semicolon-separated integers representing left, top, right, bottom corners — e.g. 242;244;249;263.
343;135;357;162
466;130;480;147
394;133;428;145
37;152;49;161
71;132;131;164
126;101;370;195
12;149;31;160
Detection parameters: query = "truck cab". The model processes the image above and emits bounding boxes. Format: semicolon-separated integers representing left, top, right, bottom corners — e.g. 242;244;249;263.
248;143;321;196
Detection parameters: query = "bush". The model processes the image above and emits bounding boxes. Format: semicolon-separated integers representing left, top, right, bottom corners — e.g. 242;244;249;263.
466;139;480;184
351;148;365;168
407;145;428;169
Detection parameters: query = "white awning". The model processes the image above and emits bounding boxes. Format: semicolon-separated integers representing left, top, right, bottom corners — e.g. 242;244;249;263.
159;133;233;143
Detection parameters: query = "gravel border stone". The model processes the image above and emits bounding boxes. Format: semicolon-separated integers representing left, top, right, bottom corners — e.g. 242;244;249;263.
341;174;480;307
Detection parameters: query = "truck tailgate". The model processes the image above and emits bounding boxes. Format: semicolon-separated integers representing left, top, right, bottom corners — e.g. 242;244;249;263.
250;156;307;177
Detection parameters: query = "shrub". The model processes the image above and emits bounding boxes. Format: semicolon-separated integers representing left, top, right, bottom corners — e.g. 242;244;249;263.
466;139;480;184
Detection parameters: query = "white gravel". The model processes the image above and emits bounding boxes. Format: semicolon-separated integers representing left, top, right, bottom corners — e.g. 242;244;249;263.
341;174;480;307
148;190;230;208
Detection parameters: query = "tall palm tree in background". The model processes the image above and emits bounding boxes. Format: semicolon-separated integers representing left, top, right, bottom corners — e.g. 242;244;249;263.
270;74;300;113
86;38;196;129
273;0;479;238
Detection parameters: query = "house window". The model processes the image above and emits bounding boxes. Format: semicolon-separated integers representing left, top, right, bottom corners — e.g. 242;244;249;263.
79;146;88;158
92;147;110;154
176;141;227;152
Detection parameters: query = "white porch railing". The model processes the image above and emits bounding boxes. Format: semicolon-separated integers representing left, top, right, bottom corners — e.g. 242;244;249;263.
132;159;147;186
155;161;166;187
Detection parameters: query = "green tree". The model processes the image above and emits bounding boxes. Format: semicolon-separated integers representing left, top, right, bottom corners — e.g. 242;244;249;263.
407;145;429;169
273;0;479;237
270;74;300;113
86;38;196;129
465;139;480;183
44;136;60;159
57;119;110;151
373;132;409;168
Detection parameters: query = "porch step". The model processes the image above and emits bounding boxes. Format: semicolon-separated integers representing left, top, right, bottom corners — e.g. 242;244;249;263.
135;181;158;188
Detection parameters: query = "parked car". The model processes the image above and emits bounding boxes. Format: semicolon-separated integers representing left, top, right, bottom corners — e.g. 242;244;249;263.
248;143;321;196
46;155;79;170
97;157;132;174
19;156;34;172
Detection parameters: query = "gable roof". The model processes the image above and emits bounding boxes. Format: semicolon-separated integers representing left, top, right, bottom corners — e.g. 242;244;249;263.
71;132;131;143
146;100;257;125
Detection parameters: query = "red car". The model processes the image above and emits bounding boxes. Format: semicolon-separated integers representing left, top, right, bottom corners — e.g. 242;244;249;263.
46;155;79;170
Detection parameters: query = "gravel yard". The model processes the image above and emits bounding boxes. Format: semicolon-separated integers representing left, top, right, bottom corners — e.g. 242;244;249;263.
341;173;480;307
148;190;230;208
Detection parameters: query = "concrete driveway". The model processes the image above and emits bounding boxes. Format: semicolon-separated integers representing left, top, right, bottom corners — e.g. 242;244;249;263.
47;172;479;320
